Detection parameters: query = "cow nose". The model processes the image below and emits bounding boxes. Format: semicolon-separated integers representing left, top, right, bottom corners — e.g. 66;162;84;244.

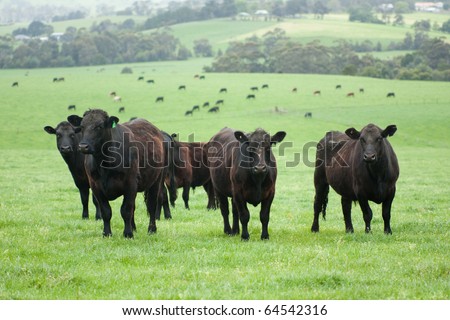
364;153;376;162
60;145;71;153
78;143;90;154
253;164;267;174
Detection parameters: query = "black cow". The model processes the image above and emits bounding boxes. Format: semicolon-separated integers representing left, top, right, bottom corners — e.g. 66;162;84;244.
359;88;365;93
216;99;224;105
12;82;18;87
68;109;166;238
68;105;76;111
346;92;355;97
206;127;286;240
138;76;144;81
155;96;164;103
147;79;155;84
387;92;395;98
219;88;227;93
178;85;186;90
118;107;125;113
262;84;269;89
246;94;256;99
336;85;342;89
208;106;219;113
165;135;216;210
185;110;193;116
304;112;312;118
44;121;100;220
192;105;200;111
311;124;399;234
203;102;210;108
250;86;259;91
313;90;321;96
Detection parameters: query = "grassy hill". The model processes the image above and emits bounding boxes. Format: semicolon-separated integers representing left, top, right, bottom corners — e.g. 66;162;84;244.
0;60;449;299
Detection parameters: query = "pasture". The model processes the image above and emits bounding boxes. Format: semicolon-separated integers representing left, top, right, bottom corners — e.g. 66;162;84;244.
0;59;449;299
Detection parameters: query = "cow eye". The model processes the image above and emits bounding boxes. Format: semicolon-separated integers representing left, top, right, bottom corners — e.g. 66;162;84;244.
56;133;62;139
70;133;75;139
95;125;102;131
360;137;366;144
377;137;383;142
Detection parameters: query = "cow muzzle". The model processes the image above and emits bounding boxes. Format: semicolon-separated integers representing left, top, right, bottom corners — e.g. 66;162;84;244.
59;145;72;154
363;152;377;163
78;143;93;154
252;164;267;175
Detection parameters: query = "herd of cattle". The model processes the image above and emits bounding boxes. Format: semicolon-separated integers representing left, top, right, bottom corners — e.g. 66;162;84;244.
44;106;399;240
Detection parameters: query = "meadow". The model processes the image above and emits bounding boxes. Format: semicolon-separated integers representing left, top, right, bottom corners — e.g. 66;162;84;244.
0;58;449;300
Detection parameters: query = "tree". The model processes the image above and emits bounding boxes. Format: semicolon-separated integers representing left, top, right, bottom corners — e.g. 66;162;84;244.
193;39;214;57
28;21;53;37
441;19;450;34
285;0;309;16
312;1;329;19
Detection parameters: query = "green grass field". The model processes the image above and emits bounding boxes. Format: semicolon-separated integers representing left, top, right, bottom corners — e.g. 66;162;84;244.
0;59;449;299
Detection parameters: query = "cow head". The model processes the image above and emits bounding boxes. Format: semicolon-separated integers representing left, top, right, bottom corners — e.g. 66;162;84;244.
68;109;119;155
345;124;397;163
44;121;80;155
234;128;286;176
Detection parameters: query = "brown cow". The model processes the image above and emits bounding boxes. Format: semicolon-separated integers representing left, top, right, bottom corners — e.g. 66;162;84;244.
165;134;216;210
311;123;399;234
68;109;165;238
206;127;286;240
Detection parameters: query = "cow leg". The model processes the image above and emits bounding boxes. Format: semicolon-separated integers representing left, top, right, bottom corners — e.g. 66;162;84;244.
260;194;274;240
231;199;240;235
358;198;373;233
121;190;137;238
144;175;163;234
217;193;232;235
95;193;113;237
204;181;217;210
382;192;395;235
79;186;90;219
182;184;190;210
92;194;102;220
341;197;354;233
234;197;250;241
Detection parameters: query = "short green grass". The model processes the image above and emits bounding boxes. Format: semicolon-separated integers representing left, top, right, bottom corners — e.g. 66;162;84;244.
0;60;449;299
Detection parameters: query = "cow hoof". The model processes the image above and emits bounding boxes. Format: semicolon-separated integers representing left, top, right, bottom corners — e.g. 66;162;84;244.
345;228;354;233
241;234;250;241
124;232;134;238
311;226;319;233
261;235;269;241
148;228;157;234
365;228;372;234
164;216;172;220
102;232;112;237
384;229;392;235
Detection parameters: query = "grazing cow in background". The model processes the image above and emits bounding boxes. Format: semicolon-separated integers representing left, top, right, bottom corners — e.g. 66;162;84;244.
387;92;395;98
314;90;321;96
292;88;297;93
165;134;216;210
336;85;342;89
311;124;399;234
208;106;220;113
185;110;193;116
44;121;100;220
147;79;155;84
138;76;144;81
109;91;116;97
12;82;18;87
216;99;224;105
192;105;200;111
262;84;269;89
118;107;125;113
359;88;365;93
67;109;166;238
199;75;205;80
206;127;286;240
203;102;210;108
68;105;76;111
246;94;256;99
156;96;164;103
53;77;59;82
113;96;122;102
304;112;312;118
178;85;186;90
250;86;259;91
58;77;65;82
219;88;227;93
346;92;355;97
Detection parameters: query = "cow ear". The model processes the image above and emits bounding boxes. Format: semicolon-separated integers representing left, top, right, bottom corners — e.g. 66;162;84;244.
382;125;397;138
345;127;360;139
234;131;248;143
108;116;119;128
67;115;83;126
44;126;56;134
270;131;286;145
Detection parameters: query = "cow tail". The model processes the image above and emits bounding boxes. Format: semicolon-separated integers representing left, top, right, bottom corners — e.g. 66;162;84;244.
167;136;177;207
322;185;329;220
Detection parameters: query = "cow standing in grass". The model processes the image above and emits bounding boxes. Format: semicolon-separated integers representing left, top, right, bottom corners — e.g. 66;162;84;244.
68;109;165;238
206;127;286;240
312;124;399;234
44;121;101;220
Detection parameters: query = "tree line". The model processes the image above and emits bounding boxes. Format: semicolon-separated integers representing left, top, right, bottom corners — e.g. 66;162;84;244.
205;28;450;81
